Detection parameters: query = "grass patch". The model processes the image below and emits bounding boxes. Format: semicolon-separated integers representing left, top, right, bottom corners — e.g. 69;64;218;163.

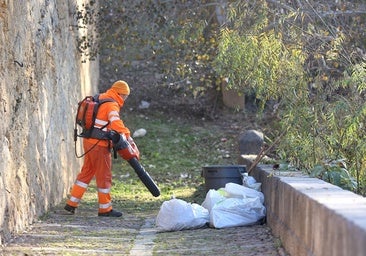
69;110;237;215
107;110;232;214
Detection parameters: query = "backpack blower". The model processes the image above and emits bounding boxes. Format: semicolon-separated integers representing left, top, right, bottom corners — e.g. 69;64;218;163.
74;95;160;197
108;131;160;197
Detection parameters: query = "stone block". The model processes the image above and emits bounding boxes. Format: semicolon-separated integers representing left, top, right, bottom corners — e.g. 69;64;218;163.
239;130;264;155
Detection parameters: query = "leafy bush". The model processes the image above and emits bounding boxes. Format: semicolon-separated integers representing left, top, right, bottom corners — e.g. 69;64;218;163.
212;1;366;194
310;159;357;191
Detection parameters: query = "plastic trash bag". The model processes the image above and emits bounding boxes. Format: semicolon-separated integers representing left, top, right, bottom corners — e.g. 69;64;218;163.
202;183;266;229
156;198;209;231
210;197;266;229
201;189;226;212
224;183;264;204
242;173;262;191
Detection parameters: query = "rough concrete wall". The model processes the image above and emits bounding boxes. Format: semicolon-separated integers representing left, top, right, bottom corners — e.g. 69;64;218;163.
0;0;98;243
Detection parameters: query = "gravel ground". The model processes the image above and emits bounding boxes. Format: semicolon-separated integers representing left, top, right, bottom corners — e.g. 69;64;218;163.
1;201;287;256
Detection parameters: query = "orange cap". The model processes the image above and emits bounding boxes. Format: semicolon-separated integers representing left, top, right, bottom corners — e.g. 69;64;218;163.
111;80;130;95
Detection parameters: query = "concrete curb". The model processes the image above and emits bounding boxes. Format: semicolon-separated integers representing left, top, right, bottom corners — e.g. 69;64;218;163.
250;164;366;256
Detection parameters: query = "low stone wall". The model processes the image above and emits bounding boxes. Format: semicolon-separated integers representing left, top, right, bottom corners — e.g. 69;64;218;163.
249;164;366;256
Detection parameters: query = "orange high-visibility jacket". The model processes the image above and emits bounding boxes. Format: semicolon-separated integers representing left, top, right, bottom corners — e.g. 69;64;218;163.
86;88;130;147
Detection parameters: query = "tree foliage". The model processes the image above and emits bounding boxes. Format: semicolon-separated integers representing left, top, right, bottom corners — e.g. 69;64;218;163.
257;0;366;193
213;1;307;108
98;0;366;194
99;0;219;102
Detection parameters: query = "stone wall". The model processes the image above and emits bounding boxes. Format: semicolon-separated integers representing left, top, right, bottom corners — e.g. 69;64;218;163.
249;164;366;256
0;0;98;243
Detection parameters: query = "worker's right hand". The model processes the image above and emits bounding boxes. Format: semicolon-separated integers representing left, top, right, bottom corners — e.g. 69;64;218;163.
118;145;139;161
127;136;140;160
109;131;139;161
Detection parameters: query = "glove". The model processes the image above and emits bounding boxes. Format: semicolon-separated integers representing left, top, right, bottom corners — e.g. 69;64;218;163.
108;131;139;161
127;136;140;160
118;146;139;161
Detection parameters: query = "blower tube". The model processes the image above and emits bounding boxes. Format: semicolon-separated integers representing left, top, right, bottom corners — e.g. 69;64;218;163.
128;157;160;197
109;130;160;197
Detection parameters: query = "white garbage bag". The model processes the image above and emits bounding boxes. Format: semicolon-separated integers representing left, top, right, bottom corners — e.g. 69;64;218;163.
210;197;266;229
201;189;226;212
201;183;266;229
242;173;262;191
156;198;209;231
224;183;265;204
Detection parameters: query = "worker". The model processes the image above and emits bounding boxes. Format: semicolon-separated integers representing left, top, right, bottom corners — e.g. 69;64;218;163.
64;80;139;217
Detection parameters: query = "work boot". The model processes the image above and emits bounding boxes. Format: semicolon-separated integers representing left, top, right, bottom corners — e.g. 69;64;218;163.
98;209;122;217
64;204;76;214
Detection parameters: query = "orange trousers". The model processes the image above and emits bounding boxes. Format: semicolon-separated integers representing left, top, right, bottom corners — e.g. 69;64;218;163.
67;140;113;213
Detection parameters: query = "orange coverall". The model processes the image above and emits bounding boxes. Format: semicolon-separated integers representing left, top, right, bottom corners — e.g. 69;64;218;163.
67;88;131;214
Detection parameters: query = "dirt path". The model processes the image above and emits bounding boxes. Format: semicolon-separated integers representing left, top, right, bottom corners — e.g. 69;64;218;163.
1;199;285;256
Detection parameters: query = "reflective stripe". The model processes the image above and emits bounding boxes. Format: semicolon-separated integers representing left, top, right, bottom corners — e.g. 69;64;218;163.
108;110;119;117
75;180;88;188
108;110;120;122
69;196;80;203
99;202;111;209
94;119;109;131
109;116;120;122
95;119;108;126
98;187;111;194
